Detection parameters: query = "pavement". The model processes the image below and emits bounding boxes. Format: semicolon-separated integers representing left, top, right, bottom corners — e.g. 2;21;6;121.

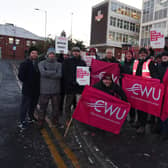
1;59;168;168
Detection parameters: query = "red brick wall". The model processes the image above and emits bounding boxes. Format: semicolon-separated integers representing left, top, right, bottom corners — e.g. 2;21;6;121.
0;35;41;60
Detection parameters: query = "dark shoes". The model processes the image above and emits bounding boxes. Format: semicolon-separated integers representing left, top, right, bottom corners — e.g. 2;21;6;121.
136;126;145;135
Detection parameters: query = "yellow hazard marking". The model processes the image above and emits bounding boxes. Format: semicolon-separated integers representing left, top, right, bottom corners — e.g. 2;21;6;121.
41;129;67;168
45;117;81;168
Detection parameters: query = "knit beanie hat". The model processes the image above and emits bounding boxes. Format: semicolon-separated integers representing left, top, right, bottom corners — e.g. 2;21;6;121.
47;48;56;56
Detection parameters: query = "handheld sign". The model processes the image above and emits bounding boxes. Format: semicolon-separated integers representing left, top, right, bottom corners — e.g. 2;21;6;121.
55;36;68;54
150;28;165;49
76;66;90;86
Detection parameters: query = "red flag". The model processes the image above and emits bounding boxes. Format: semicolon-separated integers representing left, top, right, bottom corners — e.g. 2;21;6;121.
72;86;131;134
122;74;164;117
90;59;120;86
161;69;168;121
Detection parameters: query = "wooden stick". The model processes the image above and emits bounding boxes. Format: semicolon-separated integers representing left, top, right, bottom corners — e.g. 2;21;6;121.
64;117;73;137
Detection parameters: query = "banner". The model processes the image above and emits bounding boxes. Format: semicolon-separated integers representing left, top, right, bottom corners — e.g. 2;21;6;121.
90;59;120;86
76;66;90;86
161;69;168;121
55;36;68;54
122;74;164;117
150;28;165;49
82;55;96;67
72;86;131;134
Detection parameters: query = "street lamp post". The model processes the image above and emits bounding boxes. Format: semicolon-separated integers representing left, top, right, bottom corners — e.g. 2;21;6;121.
34;8;47;41
70;12;73;41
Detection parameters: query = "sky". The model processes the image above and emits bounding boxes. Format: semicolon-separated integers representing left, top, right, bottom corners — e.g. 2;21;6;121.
0;0;142;45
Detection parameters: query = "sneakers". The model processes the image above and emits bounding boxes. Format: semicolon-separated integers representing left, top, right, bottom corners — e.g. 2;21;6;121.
18;122;29;131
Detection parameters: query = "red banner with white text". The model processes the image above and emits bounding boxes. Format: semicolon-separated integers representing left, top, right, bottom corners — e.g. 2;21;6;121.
72;86;131;134
161;69;168;121
122;74;164;117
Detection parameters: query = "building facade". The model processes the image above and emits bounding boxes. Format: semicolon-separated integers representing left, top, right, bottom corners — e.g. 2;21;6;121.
0;23;43;60
90;0;141;58
140;0;168;47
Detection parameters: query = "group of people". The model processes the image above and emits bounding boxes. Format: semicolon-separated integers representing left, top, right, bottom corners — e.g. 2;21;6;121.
18;46;86;130
17;45;168;138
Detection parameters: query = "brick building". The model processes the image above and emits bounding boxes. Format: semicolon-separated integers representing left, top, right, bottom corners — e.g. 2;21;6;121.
0;23;43;60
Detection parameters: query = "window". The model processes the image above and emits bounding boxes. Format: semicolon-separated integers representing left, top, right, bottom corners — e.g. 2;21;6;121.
15;39;20;45
32;41;36;45
109;31;116;41
26;40;31;46
8;37;14;44
123;34;128;43
110;17;116;26
117;19;123;28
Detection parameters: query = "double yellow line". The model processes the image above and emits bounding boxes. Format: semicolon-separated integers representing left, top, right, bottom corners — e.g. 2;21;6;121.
13;63;80;168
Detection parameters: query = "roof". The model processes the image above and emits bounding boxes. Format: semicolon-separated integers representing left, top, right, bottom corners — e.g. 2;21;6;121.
0;23;44;40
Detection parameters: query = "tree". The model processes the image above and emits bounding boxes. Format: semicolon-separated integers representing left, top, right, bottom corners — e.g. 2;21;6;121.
68;39;86;51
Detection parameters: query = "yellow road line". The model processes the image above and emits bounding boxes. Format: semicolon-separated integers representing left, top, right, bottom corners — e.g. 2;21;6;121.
41;129;67;168
12;64;80;168
12;63;67;168
45;117;81;168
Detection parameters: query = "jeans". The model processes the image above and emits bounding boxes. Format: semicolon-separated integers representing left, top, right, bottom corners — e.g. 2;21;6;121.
20;94;39;123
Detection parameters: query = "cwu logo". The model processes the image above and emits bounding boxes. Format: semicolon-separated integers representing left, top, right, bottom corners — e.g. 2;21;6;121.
126;83;161;101
87;100;127;120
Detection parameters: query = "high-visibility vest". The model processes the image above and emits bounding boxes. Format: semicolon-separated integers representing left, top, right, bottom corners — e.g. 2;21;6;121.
132;59;152;78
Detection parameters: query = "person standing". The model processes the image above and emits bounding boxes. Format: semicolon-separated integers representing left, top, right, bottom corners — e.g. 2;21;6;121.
62;47;86;126
38;48;62;128
101;48;119;63
18;47;40;130
132;47;155;134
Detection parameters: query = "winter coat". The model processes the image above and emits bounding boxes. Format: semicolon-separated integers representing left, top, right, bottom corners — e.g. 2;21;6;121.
93;80;127;101
38;58;62;94
18;59;40;96
62;56;86;94
157;62;168;81
120;59;134;74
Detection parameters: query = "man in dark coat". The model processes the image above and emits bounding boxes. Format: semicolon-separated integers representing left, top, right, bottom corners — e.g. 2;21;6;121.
18;47;40;129
62;47;86;125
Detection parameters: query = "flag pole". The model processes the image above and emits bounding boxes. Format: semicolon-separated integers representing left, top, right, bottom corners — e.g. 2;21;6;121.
64;117;73;137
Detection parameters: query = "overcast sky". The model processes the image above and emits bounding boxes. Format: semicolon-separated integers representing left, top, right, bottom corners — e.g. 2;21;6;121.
0;0;142;45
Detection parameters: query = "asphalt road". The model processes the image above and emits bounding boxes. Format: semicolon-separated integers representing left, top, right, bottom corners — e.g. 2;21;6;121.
0;60;98;168
0;60;56;168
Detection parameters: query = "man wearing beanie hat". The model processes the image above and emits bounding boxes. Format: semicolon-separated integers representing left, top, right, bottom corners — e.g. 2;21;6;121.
18;46;40;130
38;47;62;128
62;46;86;125
93;72;127;101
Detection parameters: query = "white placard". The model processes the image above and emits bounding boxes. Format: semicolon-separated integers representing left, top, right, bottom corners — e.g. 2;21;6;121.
150;28;165;49
82;55;96;67
55;36;68;54
76;66;90;86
